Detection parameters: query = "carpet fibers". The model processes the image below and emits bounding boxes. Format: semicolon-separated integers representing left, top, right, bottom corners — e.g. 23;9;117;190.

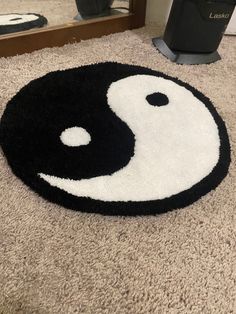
0;26;235;313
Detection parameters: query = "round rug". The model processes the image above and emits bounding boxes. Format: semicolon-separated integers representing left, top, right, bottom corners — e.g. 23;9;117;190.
0;63;231;216
0;13;47;35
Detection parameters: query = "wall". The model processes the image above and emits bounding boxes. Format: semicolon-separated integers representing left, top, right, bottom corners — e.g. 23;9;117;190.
145;0;172;25
226;9;236;35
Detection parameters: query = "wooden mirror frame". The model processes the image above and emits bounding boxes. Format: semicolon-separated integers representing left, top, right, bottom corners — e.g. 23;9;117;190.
0;0;147;58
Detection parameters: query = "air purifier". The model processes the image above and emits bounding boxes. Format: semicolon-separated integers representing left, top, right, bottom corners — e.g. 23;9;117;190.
153;0;236;64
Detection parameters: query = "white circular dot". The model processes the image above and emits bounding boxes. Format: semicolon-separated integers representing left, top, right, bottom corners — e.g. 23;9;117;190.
60;127;91;147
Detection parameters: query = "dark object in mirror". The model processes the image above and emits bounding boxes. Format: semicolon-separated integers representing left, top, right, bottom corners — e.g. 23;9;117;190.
75;0;114;19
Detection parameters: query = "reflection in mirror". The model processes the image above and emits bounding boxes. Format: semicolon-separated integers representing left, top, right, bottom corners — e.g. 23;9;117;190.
0;0;130;36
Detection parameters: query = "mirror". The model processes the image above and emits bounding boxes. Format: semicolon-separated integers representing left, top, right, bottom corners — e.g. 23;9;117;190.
0;0;130;36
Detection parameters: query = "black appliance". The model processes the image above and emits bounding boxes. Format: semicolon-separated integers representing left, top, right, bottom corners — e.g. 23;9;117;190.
153;0;236;64
75;0;114;20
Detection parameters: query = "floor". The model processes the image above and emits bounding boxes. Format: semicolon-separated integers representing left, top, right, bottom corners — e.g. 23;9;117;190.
0;26;235;313
0;0;129;28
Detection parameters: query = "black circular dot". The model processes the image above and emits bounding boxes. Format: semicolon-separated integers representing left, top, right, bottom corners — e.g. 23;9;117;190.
146;92;169;107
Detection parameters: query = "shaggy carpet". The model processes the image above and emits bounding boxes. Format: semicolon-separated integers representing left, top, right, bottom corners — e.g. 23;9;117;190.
0;26;235;313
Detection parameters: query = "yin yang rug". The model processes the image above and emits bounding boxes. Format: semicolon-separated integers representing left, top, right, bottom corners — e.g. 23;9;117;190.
0;13;47;35
0;63;231;216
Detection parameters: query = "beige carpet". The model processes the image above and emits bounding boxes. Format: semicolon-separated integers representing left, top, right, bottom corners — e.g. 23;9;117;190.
0;26;236;314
